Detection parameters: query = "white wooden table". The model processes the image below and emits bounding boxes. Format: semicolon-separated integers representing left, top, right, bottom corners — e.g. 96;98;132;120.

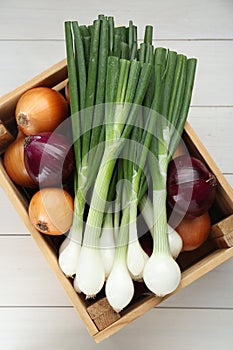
0;0;233;348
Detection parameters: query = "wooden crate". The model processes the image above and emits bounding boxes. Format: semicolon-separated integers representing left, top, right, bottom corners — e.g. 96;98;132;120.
0;59;233;343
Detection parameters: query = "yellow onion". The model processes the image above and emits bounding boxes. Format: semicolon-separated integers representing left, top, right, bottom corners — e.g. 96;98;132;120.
4;130;37;188
175;211;211;251
29;188;74;235
15;87;69;135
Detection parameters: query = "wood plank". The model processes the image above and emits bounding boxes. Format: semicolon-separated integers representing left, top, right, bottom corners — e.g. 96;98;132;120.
208;210;233;249
162;257;233;308
188;107;233;174
1;41;232;107
0;236;70;306
87;297;121;331
155;41;233;107
0;187;28;234
0;236;232;310
0;307;90;349
94;308;233;344
0;0;233;40
0;42;65;97
213;233;233;248
209;214;233;239
225;174;233;188
0;307;232;348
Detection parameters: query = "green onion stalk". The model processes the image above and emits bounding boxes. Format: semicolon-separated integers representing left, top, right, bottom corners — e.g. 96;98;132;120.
59;18;109;277
143;50;197;297
105;195;134;312
58;21;84;278
99;162;120;280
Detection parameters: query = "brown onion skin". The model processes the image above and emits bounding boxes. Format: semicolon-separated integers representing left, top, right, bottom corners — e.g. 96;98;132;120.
28;188;74;235
175;211;211;251
3;131;37;188
15;87;69;135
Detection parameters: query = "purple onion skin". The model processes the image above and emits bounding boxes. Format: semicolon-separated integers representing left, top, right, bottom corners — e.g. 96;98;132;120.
167;155;217;218
24;132;74;187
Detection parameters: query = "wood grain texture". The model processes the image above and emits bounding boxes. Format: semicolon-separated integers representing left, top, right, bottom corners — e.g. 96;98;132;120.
0;186;29;233
0;42;65;97
0;308;232;349
1;41;233;107
0;236;70;306
0;0;232;347
225;175;233;188
0;235;232;309
0;0;232;40
188;107;233;173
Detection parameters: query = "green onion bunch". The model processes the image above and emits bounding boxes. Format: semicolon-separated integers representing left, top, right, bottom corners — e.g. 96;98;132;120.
58;14;197;312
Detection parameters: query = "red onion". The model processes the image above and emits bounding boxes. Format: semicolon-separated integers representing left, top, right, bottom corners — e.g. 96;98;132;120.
24;132;74;187
167;155;217;218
